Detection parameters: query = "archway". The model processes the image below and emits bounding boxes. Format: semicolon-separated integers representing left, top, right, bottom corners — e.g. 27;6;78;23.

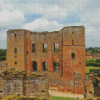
32;61;37;71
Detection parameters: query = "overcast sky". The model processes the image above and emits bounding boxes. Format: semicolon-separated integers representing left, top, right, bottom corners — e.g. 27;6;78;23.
0;0;100;49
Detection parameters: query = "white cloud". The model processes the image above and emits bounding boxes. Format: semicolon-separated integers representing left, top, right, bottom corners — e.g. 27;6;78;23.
42;5;67;20
0;10;25;29
0;0;14;11
27;4;67;20
23;18;63;32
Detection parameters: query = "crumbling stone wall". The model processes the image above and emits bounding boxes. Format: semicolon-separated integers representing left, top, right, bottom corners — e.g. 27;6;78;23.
84;72;100;98
25;77;49;98
0;69;49;98
2;77;23;96
84;74;94;98
0;61;8;73
6;26;85;95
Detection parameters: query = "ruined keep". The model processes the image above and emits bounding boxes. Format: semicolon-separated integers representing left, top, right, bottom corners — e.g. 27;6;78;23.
6;26;85;94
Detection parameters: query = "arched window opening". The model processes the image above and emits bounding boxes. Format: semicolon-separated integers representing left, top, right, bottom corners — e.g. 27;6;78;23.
72;40;74;45
32;61;37;71
54;61;59;72
72;53;75;60
43;62;48;71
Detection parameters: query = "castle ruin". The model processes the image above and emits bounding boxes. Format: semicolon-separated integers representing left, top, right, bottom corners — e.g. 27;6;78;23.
6;26;85;94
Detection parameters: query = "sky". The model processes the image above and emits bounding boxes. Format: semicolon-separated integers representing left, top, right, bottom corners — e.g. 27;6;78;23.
0;0;100;49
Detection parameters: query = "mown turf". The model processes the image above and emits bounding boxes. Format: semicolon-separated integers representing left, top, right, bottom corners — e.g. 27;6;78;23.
86;66;100;74
50;96;83;100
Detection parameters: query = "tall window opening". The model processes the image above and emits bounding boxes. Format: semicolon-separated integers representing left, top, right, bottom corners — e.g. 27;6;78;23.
54;43;59;52
15;48;17;53
54;61;59;72
43;44;47;52
43;62;48;71
33;36;34;41
72;53;75;59
72;40;74;45
32;44;35;53
14;34;16;38
32;61;37;71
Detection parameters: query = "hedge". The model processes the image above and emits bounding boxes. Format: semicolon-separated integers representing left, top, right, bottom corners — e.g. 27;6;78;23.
89;69;100;73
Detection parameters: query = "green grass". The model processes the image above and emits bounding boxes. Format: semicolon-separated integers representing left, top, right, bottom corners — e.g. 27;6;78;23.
86;66;100;74
50;96;83;100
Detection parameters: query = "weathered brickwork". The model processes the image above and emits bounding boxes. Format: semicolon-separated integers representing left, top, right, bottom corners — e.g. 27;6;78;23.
0;68;49;98
6;26;85;94
85;72;100;98
0;61;8;73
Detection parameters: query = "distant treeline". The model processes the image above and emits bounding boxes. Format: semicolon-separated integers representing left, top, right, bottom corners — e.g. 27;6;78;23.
86;47;100;54
86;58;100;67
0;49;6;61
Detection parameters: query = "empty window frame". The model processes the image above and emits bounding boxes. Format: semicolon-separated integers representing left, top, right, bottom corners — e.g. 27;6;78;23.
15;48;17;53
54;43;59;52
72;40;74;45
32;61;37;71
32;44;35;53
43;43;47;52
14;34;16;38
72;53;75;59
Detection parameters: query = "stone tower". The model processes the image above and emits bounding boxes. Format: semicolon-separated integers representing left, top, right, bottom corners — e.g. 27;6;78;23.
6;30;31;72
59;26;85;94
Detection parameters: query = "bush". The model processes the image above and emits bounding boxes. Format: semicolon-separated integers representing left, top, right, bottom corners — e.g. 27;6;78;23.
96;59;100;63
0;49;6;61
86;59;100;67
89;69;100;73
0;56;6;61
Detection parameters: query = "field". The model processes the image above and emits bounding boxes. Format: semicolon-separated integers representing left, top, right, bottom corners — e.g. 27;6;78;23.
50;96;83;100
86;66;100;74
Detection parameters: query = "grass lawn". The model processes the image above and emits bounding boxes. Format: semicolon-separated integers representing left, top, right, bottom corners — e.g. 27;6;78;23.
50;96;83;100
86;66;100;74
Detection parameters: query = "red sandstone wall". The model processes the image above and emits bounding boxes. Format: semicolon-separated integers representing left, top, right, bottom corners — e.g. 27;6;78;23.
59;26;85;94
25;31;32;74
7;30;26;71
30;32;60;73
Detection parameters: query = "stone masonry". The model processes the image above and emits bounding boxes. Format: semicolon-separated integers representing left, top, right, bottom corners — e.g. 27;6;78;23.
6;26;85;94
0;68;49;98
0;61;8;73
